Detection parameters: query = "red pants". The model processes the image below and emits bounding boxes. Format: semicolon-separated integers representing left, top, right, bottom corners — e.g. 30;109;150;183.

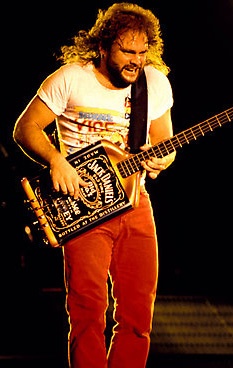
63;188;158;368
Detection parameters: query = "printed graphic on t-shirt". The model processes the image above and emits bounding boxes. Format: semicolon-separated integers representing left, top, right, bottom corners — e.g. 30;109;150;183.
58;99;131;155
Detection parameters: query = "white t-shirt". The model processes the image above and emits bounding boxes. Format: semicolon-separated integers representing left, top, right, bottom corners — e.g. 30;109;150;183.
38;63;173;156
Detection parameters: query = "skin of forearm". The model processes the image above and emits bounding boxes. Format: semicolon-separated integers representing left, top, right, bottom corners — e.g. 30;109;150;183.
13;122;62;168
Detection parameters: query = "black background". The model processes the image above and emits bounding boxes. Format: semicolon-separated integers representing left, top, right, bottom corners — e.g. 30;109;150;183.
1;0;233;297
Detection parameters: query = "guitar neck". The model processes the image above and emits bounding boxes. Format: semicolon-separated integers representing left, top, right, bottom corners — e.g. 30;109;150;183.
117;107;233;179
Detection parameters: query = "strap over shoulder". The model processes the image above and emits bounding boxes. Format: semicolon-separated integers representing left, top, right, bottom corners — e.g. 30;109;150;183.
128;70;148;154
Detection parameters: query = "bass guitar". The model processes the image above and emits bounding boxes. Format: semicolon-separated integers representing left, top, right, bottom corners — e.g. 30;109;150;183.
21;107;233;247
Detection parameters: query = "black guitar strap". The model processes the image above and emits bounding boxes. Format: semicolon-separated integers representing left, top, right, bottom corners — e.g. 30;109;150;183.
128;70;148;153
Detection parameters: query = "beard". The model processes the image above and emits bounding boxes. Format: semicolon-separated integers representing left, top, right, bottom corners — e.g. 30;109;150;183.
105;55;142;88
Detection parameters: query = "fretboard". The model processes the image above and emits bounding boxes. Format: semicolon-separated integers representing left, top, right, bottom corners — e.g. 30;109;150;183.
117;107;233;179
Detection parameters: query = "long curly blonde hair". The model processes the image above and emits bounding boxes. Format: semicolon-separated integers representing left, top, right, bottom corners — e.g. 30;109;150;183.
57;2;170;75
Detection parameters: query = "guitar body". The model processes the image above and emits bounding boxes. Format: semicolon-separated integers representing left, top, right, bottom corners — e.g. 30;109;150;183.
22;139;141;247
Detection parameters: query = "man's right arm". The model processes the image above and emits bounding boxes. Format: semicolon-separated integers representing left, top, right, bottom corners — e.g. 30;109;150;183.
13;95;87;199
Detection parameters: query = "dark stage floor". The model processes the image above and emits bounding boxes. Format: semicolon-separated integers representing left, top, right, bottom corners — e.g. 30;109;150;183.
1;287;233;368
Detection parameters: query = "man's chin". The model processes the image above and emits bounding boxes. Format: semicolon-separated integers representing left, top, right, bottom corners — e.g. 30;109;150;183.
122;70;140;84
109;70;140;88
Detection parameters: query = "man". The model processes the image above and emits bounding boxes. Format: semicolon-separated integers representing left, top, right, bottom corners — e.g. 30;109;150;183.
13;3;176;367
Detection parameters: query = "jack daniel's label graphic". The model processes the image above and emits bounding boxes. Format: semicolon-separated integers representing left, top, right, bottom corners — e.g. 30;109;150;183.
25;140;132;246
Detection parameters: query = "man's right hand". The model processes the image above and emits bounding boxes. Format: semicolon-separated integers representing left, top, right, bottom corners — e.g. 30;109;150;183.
50;154;89;199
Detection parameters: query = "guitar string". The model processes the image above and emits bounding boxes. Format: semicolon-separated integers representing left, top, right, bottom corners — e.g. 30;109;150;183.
116;107;233;178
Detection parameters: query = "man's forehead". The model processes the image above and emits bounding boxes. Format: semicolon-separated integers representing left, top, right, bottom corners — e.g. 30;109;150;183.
116;30;148;47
